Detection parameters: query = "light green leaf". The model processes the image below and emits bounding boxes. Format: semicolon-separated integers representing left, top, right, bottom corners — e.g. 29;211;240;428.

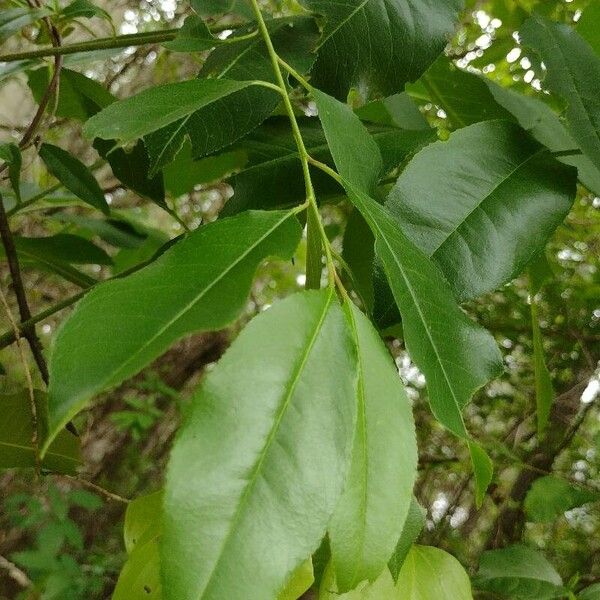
44;209;302;455
388;498;425;581
39;143;109;215
279;559;314;600
83;78;254;145
162;289;357;600
300;0;463;99
124;491;163;554
0;391;80;474
524;476;599;523
0;7;52;41
386;120;577;302
473;544;567;599
329;301;417;592
113;539;162;600
396;545;472;599
319;563;397;599
315;90;503;500
580;583;600;600
0;142;21;203
520;16;600;173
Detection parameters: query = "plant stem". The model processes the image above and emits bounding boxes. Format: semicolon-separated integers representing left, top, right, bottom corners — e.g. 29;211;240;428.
247;0;335;287
54;473;130;504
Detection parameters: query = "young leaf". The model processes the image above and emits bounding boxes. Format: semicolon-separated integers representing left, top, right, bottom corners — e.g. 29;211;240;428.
388;498;426;581
328;301;417;592
44;209;302;455
524;476;599;523
300;0;463;100
473;544;567;599
315;90;503;501
162;290;357;600
0;391;80;474
395;546;472;600
0;142;22;202
39;143;109;214
520;16;600;173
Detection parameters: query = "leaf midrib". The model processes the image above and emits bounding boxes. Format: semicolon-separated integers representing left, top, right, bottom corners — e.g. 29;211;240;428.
199;291;334;599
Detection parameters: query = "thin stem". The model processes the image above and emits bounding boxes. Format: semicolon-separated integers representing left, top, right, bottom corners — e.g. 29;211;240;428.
0;192;49;383
307;156;343;185
276;56;312;92
5;182;62;217
54;473;130;504
247;0;335;286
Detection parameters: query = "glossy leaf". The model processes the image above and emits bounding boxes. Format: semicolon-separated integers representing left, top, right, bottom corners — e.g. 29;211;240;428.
0;391;80;474
524;476;599;523
395;546;472;600
44;210;302;454
39;143;109;215
315;90;503;499
473;544;567;599
386;120;576;302
388;497;426;581
301;0;463;99
329;301;417;592
520;16;600;173
162;289;357;600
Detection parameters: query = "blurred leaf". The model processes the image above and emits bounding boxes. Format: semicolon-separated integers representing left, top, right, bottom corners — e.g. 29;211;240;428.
577;0;600;56
163;15;219;52
0;7;52;41
59;0;112;23
0;142;22;202
473;544;567;599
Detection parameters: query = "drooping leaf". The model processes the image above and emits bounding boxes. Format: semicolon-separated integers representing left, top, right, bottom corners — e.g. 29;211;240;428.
145;17;318;174
279;559;314;600
300;0;464;100
473;544;567;599
0;142;22;202
388;497;426;581
0;391;80;474
524;476;599;523
315;90;503;500
386;120;576;302
395;546;472;599
328;301;417;592
44;210;302;454
520;16;600;173
162;289;357;600
39;143;109;214
0;7;52;41
162;15;220;52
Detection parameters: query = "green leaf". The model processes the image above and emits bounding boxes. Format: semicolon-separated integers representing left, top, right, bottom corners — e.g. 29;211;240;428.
578;0;600;56
388;497;426;581
580;583;600;600
473;544;567;599
44;209;302;454
0;142;22;202
319;563;397;599
13;234;112;266
0;7;52;41
124;491;163;553
524;476;599;523
59;0;112;23
356;93;431;130
300;0;463;100
162;289;357;600
0;391;80;474
328;301;417;592
83;78;255;146
39;143;109;215
395;546;472;599
520;16;600;173
279;559;314;600
162;15;220;52
145;17;318;174
386;120;577;302
191;0;253;19
315;90;503;500
113;539;162;600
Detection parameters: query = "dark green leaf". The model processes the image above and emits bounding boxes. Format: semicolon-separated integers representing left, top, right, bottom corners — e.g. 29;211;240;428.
578;0;600;56
301;0;463;100
13;234;112;266
191;0;253;19
0;391;80;474
60;0;112;23
386;120;577;302
44;210;302;454
520;16;600;173
473;544;566;599
524;476;599;523
163;15;219;52
356;93;431;130
388;497;426;581
329;301;417;592
39;143;109;214
162;289;357;600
